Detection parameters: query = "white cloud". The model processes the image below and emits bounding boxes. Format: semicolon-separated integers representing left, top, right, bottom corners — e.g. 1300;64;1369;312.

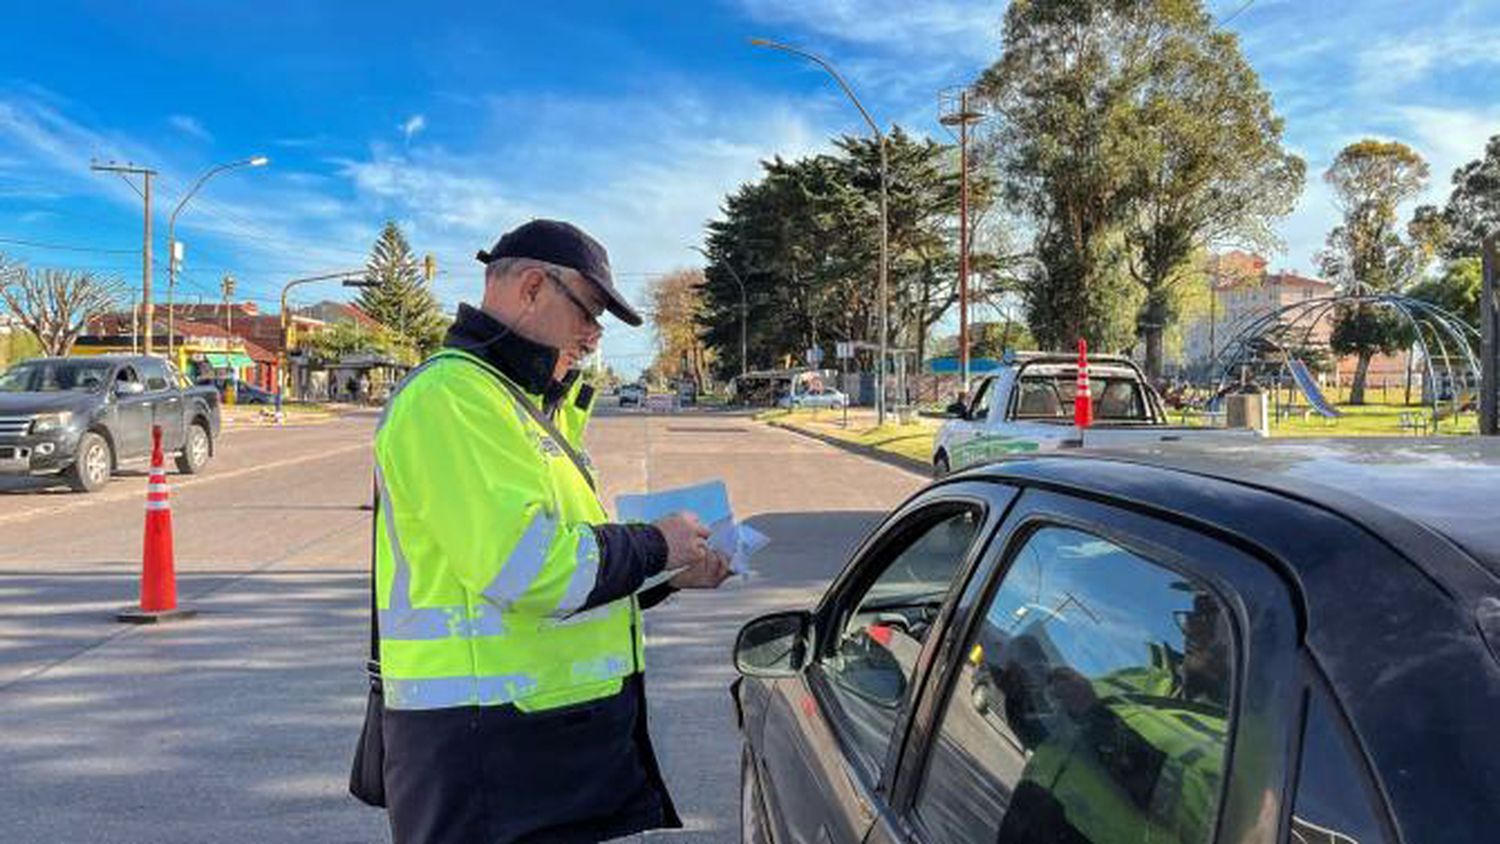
168;114;212;142
336;88;831;326
400;114;426;142
1390;105;1500;199
736;0;1004;63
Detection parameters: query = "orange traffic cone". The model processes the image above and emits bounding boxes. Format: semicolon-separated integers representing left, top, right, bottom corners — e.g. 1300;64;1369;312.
118;425;195;623
1075;338;1093;429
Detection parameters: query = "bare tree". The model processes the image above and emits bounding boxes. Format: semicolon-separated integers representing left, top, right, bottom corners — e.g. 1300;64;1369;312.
0;258;125;357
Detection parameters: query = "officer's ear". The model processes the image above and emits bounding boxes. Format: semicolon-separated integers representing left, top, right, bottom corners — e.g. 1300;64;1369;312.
518;267;547;308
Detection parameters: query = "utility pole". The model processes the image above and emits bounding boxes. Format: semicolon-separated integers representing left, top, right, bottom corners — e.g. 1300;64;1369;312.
92;161;157;354
221;274;237;334
940;86;986;394
1482;232;1498;436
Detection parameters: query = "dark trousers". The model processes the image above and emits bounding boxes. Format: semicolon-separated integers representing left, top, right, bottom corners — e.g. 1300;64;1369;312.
383;676;678;844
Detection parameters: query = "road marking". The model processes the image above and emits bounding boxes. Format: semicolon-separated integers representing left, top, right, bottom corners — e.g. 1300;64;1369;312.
0;441;370;528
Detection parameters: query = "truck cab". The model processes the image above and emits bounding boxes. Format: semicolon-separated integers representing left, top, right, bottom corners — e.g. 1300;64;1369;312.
934;353;1253;476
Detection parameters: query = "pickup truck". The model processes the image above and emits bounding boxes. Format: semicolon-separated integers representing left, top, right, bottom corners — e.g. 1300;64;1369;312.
933;352;1255;476
0;354;221;492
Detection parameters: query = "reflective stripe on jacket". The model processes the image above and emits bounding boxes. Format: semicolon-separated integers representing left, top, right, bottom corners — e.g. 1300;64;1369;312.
374;348;640;713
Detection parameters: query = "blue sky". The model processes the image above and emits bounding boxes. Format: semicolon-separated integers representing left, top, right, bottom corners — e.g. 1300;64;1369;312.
2;1;1497;376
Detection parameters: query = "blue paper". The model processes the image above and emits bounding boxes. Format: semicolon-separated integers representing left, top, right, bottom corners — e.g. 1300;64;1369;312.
615;480;732;526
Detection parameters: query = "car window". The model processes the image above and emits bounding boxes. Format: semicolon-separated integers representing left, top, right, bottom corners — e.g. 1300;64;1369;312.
912;525;1235;844
140;359;172;392
969;379;994;421
820;506;985;774
1289;685;1389;844
115;366;140;388
1014;378;1064;419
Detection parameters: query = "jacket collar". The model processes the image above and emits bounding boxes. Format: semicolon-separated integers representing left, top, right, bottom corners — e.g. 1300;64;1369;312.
443;303;561;398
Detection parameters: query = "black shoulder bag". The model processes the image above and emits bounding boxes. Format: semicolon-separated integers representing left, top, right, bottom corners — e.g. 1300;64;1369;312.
348;368;596;808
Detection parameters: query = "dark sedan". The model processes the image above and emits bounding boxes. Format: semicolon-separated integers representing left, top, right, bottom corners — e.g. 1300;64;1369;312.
733;440;1500;844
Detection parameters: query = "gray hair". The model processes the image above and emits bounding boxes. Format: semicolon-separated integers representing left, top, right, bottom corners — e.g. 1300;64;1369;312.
485;256;577;285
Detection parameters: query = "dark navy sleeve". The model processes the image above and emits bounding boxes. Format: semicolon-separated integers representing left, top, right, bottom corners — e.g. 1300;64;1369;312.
582;523;672;611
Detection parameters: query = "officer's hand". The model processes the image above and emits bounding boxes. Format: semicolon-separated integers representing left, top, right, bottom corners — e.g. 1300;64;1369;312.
670;549;732;590
656;512;712;568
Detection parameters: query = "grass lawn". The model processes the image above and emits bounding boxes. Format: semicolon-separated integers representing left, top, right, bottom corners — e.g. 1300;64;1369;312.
758;408;936;465
766;393;1480;469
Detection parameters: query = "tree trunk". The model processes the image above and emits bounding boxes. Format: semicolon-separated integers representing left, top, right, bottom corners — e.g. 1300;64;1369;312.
1349;351;1374;405
1144;326;1164;386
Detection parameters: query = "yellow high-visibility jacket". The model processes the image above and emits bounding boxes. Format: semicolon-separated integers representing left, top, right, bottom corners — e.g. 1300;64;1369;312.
374;348;641;713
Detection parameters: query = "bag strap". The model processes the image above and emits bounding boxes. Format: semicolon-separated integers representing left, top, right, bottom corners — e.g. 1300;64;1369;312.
366;478;381;687
434;349;597;493
490;376;597;493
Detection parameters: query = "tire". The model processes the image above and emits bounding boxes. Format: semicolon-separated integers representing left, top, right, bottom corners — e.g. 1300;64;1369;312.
934;452;951;479
740;745;773;844
175;422;212;475
66;432;112;493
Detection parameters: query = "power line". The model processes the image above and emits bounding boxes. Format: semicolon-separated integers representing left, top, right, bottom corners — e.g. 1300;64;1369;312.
1218;0;1256;25
0;236;139;255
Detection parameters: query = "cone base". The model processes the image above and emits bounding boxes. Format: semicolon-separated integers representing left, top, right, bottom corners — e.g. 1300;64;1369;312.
117;606;197;625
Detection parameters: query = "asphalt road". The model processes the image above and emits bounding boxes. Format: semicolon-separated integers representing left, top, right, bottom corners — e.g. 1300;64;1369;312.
0;406;925;843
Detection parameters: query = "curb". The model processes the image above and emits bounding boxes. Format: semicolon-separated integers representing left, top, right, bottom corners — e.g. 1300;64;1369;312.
765;419;931;478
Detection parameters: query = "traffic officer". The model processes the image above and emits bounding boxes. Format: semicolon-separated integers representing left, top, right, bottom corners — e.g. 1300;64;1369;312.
375;219;731;843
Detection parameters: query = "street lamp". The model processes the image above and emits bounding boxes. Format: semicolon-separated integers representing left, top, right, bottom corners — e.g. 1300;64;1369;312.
167;155;269;360
688;245;749;377
750;37;891;426
277;269;363;409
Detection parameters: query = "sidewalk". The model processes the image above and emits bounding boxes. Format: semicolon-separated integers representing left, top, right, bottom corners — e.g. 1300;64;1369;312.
219;402;358;429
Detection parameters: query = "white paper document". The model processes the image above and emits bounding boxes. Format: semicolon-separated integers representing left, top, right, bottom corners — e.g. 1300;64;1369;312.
616;481;769;592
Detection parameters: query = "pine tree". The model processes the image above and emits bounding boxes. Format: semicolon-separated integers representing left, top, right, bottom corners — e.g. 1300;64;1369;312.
355;221;446;356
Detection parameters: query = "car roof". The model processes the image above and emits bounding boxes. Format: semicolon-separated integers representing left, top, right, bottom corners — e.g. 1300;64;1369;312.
966;439;1500;578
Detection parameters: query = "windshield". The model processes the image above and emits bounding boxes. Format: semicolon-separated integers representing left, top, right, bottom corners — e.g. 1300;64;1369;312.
0;361;113;394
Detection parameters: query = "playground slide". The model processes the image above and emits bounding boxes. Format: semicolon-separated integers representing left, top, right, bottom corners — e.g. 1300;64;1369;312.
1289;358;1341;418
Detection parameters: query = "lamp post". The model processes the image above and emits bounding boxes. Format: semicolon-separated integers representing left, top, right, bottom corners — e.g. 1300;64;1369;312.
166;156;269;360
1482;231;1498;435
751;37;890;426
688;245;749;377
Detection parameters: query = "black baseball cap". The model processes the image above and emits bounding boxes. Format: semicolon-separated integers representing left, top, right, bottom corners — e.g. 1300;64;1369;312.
475;219;642;327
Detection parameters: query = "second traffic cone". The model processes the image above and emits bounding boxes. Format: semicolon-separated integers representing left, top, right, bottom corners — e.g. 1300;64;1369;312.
1074;338;1093;429
118;425;195;624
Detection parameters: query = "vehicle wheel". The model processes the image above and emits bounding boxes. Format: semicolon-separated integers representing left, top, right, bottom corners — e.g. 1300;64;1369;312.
934;453;951;479
66;432;112;493
740;745;772;844
175;422;211;475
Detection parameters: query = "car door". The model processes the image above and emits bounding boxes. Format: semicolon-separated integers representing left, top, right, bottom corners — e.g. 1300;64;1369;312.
866;488;1301;844
755;484;1018;844
948;379;996;470
138;358;185;451
110;365;151;459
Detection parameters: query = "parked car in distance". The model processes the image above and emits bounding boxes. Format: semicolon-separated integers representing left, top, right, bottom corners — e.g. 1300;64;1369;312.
619;382;646;407
196;376;277;405
733;439;1500;844
0;355;221;492
933;352;1256;477
778;387;848;410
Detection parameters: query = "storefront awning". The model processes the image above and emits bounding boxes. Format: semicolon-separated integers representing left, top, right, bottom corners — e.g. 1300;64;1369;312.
200;352;256;369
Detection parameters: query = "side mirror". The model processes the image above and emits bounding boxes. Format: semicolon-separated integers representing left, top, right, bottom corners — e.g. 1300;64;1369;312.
945;402;968;419
116;381;146;396
734;611;812;678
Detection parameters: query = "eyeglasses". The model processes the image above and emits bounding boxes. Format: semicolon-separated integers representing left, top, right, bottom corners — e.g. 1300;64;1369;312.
541;268;605;326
